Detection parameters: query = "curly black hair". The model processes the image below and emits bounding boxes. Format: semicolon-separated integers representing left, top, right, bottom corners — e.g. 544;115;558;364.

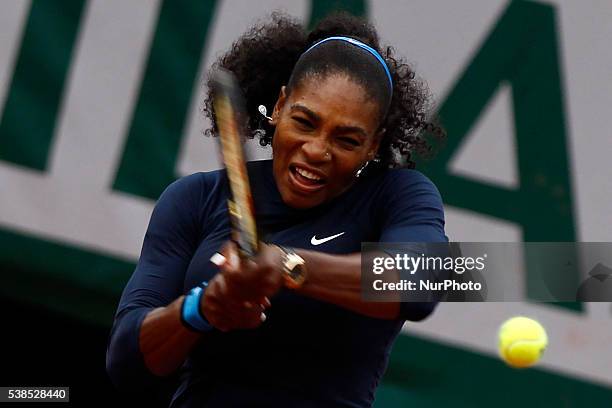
203;11;445;169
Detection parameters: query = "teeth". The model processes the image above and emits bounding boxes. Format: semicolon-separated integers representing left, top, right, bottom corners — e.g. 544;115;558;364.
295;166;322;181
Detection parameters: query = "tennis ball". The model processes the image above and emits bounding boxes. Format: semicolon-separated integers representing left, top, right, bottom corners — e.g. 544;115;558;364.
498;316;548;368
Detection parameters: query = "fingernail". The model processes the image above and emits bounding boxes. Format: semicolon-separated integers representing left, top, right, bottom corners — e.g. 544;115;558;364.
243;301;253;309
210;252;226;266
260;312;267;322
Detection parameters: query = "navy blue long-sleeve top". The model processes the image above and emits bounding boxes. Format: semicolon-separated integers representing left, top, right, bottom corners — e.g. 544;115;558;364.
106;159;447;407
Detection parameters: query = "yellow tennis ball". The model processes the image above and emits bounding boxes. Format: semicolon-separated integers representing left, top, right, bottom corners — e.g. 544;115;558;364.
498;316;548;368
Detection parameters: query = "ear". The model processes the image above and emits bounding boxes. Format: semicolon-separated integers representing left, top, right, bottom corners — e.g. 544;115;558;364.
271;86;287;125
368;128;385;159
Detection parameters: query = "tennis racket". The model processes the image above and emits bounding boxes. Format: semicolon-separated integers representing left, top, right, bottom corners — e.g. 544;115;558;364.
210;68;259;259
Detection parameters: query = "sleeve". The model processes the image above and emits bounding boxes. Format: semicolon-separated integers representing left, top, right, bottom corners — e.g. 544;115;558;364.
106;174;204;391
378;170;448;322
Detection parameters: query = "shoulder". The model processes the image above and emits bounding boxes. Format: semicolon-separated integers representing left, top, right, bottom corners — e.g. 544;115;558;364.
382;168;439;190
376;168;443;207
161;169;225;202
373;168;447;242
150;169;228;237
155;169;229;225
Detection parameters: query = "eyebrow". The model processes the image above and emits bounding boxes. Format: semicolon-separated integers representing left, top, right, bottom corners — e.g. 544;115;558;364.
290;103;368;139
290;103;320;122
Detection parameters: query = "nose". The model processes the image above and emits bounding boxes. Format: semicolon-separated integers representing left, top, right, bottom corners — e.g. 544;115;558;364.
301;137;331;162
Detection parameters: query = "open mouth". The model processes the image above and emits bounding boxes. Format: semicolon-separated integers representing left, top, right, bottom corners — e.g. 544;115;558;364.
289;164;327;193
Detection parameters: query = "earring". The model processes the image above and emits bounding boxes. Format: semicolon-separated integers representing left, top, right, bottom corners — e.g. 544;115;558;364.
254;105;272;139
356;160;370;178
258;105;272;121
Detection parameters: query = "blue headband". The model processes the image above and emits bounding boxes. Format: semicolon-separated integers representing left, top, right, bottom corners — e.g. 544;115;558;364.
302;36;393;91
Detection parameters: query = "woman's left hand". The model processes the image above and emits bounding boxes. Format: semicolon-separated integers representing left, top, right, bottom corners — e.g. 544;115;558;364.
217;241;285;303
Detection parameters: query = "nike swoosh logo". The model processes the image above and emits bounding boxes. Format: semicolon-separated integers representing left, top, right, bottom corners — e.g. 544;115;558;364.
311;232;345;246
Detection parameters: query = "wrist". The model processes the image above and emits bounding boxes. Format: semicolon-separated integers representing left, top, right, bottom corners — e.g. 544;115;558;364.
180;283;214;333
275;245;307;289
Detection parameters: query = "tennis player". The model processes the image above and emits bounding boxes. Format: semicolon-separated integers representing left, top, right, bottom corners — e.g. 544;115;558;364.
107;12;447;407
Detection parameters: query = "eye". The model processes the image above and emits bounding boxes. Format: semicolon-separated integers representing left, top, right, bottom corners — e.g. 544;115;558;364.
337;137;361;148
292;117;314;130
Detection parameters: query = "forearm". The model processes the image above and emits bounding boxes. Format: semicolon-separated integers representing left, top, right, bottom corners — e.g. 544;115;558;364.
139;296;202;376
293;250;400;319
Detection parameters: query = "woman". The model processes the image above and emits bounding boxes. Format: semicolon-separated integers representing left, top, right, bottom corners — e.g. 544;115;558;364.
107;12;447;408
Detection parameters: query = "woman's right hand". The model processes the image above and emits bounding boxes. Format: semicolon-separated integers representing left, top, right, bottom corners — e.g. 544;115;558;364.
201;271;270;332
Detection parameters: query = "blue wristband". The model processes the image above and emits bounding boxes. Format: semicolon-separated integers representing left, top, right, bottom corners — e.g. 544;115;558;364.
181;282;213;333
